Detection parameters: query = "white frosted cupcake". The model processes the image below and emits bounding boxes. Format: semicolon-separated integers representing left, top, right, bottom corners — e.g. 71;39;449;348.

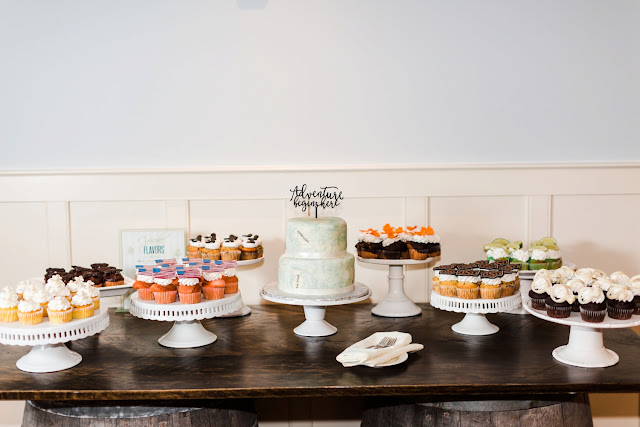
47;296;73;324
17;300;44;325
545;284;575;318
71;292;95;319
80;285;100;309
578;286;606;323
30;288;53;317
0;293;19;323
606;285;634;320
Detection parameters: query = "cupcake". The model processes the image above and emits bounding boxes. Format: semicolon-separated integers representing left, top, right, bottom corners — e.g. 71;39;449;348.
80;284;101;309
567;278;585;312
529;276;551;310
606;285;635;320
47;296;73;324
455;270;480;299
578;286;606;323
21;282;44;302
17;279;37;300
151;270;178;304
479;271;502;299
610;271;631;287
486;246;509;262
202;265;226;300
438;268;458;297
510;248;530;270
67;277;85;297
594;277;614;296
48;282;71;302
133;269;155;300
17;300;44;325
186;236;203;258
431;266;447;295
500;269;518;296
631;277;640;315
177;271;202;304
30;288;53;317
356;229;382;259
0;293;19;323
104;269;124;287
380;225;407;259
44;268;66;282
71;292;95;319
545;284;575;318
545;247;562;270
223;261;239;294
240;238;260;260
405;226;440;260
202;235;222;261
528;247;549;270
221;236;242;261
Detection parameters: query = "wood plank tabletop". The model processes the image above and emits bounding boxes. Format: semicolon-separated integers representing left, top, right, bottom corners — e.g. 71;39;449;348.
0;304;639;401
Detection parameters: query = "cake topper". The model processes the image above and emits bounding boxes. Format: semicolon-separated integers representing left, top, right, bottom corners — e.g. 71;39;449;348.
289;184;344;218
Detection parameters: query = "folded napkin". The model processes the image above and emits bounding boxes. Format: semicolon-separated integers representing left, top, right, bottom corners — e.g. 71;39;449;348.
336;332;423;367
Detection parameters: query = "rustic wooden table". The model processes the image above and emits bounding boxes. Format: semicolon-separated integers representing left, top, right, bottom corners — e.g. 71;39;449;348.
1;304;639;401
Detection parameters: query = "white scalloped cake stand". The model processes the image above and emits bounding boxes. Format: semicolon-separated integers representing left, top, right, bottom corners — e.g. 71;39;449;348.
219;256;264;318
129;292;243;348
523;300;640;368
357;257;435;317
430;292;522;335
261;282;371;337
0;308;110;373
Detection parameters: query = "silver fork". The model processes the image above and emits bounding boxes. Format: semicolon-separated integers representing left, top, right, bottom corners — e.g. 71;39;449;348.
365;336;397;349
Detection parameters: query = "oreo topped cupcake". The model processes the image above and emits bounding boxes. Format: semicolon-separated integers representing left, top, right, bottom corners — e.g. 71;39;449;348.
545;284;575;318
606;285;635;320
578;286;606;323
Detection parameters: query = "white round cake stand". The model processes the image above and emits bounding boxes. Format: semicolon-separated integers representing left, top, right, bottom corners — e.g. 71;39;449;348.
221;256;264;318
430;292;522;335
523;300;640;368
357;257;434;317
129;292;243;348
0;308;110;373
261;282;371;337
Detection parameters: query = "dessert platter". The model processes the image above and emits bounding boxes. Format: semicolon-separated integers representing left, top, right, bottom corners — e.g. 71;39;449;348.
262;216;371;336
356;225;440;317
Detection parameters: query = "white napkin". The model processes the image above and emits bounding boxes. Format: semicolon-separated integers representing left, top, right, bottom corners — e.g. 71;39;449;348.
336;332;423;367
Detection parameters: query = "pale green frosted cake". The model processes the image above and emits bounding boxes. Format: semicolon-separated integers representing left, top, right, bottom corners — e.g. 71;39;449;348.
278;217;355;296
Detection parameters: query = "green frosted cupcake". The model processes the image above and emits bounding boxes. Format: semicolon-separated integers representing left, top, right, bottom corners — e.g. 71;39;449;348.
509;248;530;270
528;246;548;270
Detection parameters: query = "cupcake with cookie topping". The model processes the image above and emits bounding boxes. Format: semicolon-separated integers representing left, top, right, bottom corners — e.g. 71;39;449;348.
545;284;575;318
187;235;203;258
606;285;635;320
221;236;242;261
455;270;480;299
578;286;606;323
202;234;222;260
240;237;260;260
479;271;503;299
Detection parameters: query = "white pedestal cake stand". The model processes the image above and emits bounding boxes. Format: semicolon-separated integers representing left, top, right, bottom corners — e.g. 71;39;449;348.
261;282;371;337
523;300;640;368
430;292;522;335
0;308;110;373
129;292;243;348
221;256;264;318
357;257;434;317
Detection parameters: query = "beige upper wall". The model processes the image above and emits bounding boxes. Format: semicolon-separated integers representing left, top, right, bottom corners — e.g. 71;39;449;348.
1;1;639;170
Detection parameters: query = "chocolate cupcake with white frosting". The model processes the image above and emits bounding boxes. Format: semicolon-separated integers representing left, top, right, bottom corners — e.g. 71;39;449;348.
606;285;635;320
631;276;640;315
529;276;551;310
578;286;606;323
545;284;575;318
567;278;586;312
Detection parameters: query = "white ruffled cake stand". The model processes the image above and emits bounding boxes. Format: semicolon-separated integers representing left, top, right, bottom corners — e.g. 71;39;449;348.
523;300;640;368
357;257;435;317
0;308;110;373
261;282;371;337
430;292;522;335
221;256;264;318
129;292;243;348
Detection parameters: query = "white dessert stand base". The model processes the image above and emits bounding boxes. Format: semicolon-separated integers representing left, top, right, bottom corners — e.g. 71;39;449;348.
0;308;110;373
129;292;243;348
357;257;435;318
430;292;522;336
261;282;372;337
523;301;640;368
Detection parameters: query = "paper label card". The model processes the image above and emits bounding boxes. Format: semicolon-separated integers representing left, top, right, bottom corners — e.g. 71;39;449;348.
120;229;185;278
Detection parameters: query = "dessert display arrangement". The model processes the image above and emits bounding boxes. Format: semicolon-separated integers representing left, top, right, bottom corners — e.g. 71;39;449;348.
356;224;441;318
129;259;244;348
262;216;371;337
483;236;562;270
523;267;640;367
0;276;109;373
429;259;522;335
186;233;263;262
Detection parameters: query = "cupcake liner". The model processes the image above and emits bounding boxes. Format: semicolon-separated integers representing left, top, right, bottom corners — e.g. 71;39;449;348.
439;283;458;297
480;286;502;299
153;290;178;304
40;302;49;317
580;307;606;323
545;304;572;318
240;250;259;260
18;309;44;325
72;305;95;319
358;250;379;259
203;286;225;300
186;250;201;258
501;283;516;297
571;300;580;312
137;287;155;300
607;306;634;320
221;250;241;261
0;308;18;323
92;296;100;310
456;287;479;299
179;292;202;304
530;297;546;310
49;308;73;324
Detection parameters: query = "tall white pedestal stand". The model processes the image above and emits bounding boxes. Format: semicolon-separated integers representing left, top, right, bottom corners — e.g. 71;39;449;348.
357;257;434;317
129;292;243;348
524;301;640;368
430;292;522;335
221;256;264;318
261;282;371;337
0;308;110;373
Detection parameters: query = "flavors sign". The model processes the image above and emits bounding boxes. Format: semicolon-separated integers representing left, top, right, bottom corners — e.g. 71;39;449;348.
120;229;185;278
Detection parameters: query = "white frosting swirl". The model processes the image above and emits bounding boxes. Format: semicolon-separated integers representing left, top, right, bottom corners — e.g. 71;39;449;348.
178;278;199;286
67;279;83;293
529;249;547;261
531;277;551;294
595;278;614;292
222;240;241;249
30;289;52;304
22;284;44;301
578;286;605;304
607;285;634;302
550;284;575;304
80;285;100;298
593;269;607;279
630;275;640;284
438;274;457;282
501;273;517;282
510;249;529;263
48;296;71;311
556;266;575;280
71;292;93;306
410;234;440;244
457;275;480;283
137;273;154;284
205;241;221;250
0;294;18;308
17;280;34;293
203;271;223;281
45;275;65;288
533;269;550;279
481;277;502;286
381;235;401;247
18;300;41;313
567;278;585;294
487;248;508;259
575;268;595;277
191;240;204;248
359;232;383;244
629;281;640;297
0;286;16;297
241;241;258;249
223;268;237;277
610;271;631;287
154;278;174;286
545;249;561;260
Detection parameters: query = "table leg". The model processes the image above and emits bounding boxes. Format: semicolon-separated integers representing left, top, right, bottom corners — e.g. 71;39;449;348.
371;265;422;317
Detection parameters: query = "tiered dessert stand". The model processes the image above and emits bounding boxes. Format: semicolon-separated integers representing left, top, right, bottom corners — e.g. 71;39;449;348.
261;282;371;337
524;301;640;368
222;256;264;317
357;257;435;317
430;292;522;335
129;292;243;348
0;308;110;373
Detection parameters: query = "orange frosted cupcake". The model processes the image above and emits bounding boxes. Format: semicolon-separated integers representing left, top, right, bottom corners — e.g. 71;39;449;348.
71;292;95;319
456;270;480;299
47;296;73;324
133;270;155;300
202;265;226;300
151;283;178;304
17;300;44;325
222;261;239;294
178;284;202;304
0;293;19;323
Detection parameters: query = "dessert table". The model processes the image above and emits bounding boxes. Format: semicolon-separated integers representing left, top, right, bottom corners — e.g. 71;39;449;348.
0;304;639;401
